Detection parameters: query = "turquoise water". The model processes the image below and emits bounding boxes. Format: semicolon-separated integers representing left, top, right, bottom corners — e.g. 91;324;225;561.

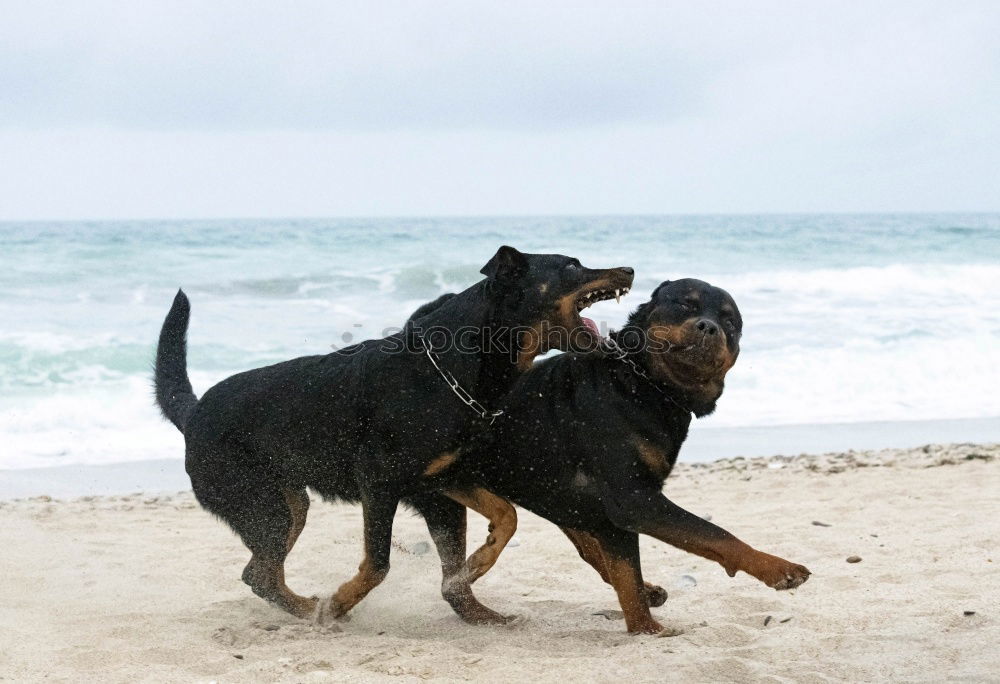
1;214;998;468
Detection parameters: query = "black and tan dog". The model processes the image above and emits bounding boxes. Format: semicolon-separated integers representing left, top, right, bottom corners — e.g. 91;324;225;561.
154;246;633;625
431;278;811;633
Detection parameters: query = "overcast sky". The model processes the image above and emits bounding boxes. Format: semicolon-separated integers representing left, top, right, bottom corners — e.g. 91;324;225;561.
1;0;997;220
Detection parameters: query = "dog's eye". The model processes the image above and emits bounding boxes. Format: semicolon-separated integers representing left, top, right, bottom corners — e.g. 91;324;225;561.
564;261;580;271
724;319;736;330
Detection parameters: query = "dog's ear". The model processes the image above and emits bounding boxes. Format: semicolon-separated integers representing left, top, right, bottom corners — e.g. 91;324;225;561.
626;299;655;328
480;246;528;284
650;280;670;298
626;281;670;325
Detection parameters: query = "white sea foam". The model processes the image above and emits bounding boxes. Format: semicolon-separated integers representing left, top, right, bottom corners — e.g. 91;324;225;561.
1;215;997;469
706;333;1000;428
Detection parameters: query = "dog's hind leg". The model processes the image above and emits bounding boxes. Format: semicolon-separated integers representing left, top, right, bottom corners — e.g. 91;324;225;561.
560;527;667;607
238;486;318;619
443;488;517;586
407;493;512;625
317;490;397;622
284;488;310;553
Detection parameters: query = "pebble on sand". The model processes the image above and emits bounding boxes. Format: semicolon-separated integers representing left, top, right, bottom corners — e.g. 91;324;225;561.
963;610;976;616
846;555;862;563
676;574;697;588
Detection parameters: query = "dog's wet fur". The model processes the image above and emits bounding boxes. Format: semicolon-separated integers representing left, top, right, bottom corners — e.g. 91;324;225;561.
432;279;811;634
154;246;633;625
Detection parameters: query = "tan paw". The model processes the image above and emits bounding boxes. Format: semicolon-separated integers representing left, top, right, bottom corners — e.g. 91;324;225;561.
643;582;668;607
769;562;811;590
627;617;665;635
312;596;351;627
747;553;811;590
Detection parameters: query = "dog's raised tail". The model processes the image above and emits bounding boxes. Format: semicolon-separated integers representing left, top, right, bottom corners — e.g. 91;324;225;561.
154;289;198;432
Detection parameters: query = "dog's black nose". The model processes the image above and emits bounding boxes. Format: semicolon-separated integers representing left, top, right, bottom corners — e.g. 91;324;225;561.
696;319;719;335
619;267;634;275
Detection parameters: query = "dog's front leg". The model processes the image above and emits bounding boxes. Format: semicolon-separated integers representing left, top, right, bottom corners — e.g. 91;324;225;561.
407;492;513;625
604;491;811;590
585;530;664;634
560;527;668;607
444;488;518;585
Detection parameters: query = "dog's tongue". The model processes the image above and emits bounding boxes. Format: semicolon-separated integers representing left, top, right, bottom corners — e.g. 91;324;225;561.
582;316;601;338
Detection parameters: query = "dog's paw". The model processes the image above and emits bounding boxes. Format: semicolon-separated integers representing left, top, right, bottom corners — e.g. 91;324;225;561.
643;582;668;607
312;596;334;627
502;613;527;627
312;595;351;628
769;562;811;590
748;553;811;590
627;616;665;635
451;599;515;626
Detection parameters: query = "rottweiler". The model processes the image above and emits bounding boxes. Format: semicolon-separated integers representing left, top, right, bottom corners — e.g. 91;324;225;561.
430;278;811;633
153;246;633;625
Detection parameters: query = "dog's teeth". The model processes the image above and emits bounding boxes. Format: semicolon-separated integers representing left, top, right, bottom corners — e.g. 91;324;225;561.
615;289;621;303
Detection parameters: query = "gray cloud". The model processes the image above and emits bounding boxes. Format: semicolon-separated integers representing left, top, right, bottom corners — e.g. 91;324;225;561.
4;1;997;133
0;1;720;130
0;0;997;218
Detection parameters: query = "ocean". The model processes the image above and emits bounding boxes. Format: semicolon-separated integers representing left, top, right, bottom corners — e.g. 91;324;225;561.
1;214;998;472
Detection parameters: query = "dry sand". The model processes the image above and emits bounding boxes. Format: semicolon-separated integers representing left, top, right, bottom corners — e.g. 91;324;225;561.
2;443;998;683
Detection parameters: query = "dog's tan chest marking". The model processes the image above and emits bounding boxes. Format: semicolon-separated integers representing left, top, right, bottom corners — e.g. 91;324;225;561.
516;323;547;372
634;437;669;478
423;450;459;477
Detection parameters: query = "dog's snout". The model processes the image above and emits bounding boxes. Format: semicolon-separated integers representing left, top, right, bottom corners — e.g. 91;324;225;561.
619;267;634;276
696;318;719;336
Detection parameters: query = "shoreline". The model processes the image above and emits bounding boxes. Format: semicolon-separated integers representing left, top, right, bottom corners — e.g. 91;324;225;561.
3;416;998;499
3;441;996;682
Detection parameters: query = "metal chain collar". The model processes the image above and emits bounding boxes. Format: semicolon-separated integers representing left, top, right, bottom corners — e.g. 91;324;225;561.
601;337;692;414
413;330;505;425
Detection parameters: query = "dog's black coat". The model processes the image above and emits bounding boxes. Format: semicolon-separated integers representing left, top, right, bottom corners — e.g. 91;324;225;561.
154;246;633;623
434;279;811;633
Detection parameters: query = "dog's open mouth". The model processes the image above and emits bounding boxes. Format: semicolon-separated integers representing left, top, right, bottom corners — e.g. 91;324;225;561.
575;286;631;337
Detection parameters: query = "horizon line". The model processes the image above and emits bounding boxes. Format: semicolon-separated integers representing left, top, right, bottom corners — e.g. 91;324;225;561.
2;209;999;225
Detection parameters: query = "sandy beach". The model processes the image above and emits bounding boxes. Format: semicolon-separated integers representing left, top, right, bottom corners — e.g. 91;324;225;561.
3;442;998;683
